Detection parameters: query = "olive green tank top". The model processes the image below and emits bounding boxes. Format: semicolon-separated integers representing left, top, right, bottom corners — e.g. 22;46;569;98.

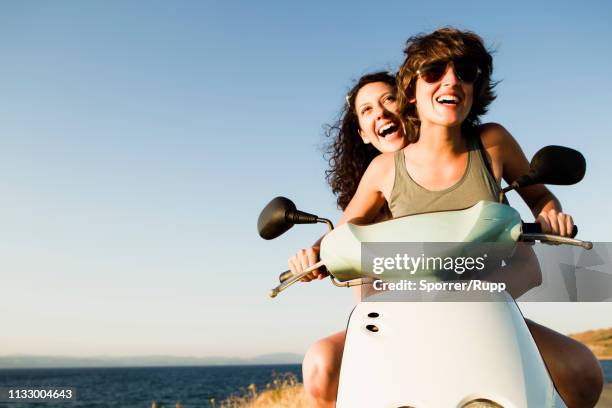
388;136;501;218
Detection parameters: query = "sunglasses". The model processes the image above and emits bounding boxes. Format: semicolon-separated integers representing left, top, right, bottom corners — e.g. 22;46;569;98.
416;59;481;84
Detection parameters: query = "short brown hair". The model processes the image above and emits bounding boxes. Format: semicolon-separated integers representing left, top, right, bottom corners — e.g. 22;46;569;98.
397;27;497;141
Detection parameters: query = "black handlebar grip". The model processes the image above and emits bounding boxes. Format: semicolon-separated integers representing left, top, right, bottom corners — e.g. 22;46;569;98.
279;270;293;283
522;223;541;234
522;222;578;238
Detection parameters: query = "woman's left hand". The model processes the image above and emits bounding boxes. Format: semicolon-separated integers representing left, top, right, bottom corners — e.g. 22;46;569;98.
536;209;574;237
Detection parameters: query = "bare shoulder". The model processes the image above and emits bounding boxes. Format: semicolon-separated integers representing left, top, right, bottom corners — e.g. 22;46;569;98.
479;122;531;183
478;122;513;149
477;123;524;182
364;151;396;178
339;152;396;226
478;122;525;159
368;151;398;200
350;151;396;196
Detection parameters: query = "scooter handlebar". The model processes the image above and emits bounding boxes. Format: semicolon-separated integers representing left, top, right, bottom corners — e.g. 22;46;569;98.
279;259;329;283
279;270;292;283
522;222;578;238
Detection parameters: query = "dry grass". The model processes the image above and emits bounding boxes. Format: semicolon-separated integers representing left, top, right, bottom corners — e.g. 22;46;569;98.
209;372;307;408
570;327;612;359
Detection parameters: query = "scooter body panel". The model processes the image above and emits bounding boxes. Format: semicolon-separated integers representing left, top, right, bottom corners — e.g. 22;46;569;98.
314;201;567;407
321;201;522;282
336;292;566;408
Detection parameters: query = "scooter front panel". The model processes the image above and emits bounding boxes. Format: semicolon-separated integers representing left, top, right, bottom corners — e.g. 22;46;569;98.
336;294;565;408
321;201;522;282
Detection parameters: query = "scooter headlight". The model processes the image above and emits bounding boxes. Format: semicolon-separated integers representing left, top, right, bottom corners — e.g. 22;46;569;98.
461;399;504;408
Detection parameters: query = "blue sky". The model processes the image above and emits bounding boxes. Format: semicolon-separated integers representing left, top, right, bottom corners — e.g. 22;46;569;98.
1;1;611;358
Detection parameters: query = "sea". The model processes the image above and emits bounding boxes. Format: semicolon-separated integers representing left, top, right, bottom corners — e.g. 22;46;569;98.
0;361;610;408
0;364;302;408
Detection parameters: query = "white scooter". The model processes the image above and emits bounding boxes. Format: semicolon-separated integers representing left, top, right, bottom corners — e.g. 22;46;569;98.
258;146;592;408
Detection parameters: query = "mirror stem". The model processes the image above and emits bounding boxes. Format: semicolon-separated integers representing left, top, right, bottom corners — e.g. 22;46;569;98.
317;217;334;232
499;186;513;203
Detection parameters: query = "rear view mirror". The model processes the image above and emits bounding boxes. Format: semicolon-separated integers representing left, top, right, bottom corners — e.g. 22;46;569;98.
510;146;586;190
257;197;319;240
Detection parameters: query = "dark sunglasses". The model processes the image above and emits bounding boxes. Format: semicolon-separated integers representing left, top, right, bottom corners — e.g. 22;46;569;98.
416;59;481;84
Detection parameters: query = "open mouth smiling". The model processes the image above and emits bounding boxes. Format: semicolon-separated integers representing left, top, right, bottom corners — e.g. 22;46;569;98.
377;122;399;138
435;94;461;105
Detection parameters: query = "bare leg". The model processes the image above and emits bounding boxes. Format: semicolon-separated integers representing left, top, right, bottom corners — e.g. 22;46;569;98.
526;319;604;408
302;330;346;408
301;321;603;408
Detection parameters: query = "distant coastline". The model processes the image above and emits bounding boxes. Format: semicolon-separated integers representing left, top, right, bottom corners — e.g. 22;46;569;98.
2;326;610;369
0;353;303;369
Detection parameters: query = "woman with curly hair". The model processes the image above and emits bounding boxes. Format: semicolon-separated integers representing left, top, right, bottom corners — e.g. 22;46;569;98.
324;71;405;212
288;71;407;408
292;71;406;284
295;28;603;408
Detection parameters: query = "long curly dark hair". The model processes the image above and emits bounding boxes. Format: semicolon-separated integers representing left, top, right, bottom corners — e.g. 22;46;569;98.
324;72;396;211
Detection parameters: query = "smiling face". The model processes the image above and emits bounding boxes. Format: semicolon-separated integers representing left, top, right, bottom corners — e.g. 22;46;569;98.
413;61;474;130
397;28;496;141
354;82;406;153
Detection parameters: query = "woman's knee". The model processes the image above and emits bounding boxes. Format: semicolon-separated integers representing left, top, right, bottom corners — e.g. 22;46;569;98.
527;320;603;406
566;343;604;406
550;333;603;398
302;333;345;397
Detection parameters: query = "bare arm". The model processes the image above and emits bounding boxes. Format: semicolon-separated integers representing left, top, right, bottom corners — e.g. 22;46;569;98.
288;154;394;287
335;154;390;227
480;244;542;299
481;123;574;236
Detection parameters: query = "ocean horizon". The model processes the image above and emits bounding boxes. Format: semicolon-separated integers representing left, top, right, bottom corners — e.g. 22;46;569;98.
0;362;610;407
0;364;302;407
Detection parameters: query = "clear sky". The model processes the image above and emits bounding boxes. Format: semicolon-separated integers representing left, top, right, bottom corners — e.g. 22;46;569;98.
1;1;611;358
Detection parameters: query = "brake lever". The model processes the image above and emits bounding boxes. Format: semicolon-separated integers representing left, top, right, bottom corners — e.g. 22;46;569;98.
269;260;325;298
520;233;593;250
